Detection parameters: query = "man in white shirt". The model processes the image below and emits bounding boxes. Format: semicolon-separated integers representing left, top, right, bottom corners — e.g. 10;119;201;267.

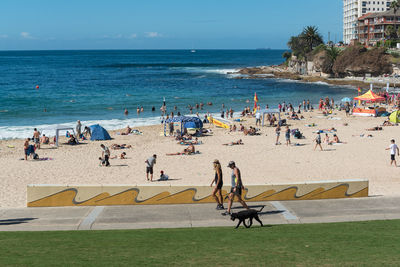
145;154;157;181
386;139;399;167
255;112;261;126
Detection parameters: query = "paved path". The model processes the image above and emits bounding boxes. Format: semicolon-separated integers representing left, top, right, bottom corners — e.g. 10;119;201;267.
1;196;400;231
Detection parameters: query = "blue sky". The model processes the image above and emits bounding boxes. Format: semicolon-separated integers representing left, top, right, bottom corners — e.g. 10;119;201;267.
0;0;342;50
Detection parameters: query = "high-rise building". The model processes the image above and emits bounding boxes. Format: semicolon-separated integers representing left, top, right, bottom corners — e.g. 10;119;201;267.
343;0;393;44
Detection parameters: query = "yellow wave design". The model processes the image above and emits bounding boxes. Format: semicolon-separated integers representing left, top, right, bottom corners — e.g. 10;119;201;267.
27;184;368;207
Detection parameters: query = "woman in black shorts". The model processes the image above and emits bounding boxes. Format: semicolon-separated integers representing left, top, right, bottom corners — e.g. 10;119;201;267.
210;159;224;210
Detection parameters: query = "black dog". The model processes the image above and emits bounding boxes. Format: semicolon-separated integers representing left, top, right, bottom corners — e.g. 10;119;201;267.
230;206;264;228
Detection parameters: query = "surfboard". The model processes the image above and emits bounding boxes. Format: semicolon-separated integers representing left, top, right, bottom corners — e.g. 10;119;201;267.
208;116;231;129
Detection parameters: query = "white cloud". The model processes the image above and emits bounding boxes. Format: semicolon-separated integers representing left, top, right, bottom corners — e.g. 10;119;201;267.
127;33;137;39
0;34;8;39
102;33;137;39
145;32;162;38
20;32;35;39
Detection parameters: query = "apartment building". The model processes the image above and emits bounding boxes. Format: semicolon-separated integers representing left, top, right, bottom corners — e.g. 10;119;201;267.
343;0;393;44
358;9;400;45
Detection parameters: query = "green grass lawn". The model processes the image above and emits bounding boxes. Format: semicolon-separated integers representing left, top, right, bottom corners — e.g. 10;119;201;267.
1;220;400;266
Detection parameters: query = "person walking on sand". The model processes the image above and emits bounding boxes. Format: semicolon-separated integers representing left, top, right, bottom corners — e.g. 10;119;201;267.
100;144;110;167
145;154;157;181
24;138;30;160
285;126;291;146
33;128;40;149
222;161;249;215
275;125;281;145
314;132;323;151
255;111;261;126
210;159;224;210
386;139;399;167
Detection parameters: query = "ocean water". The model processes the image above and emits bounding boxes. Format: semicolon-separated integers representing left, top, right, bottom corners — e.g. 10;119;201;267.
0;50;354;139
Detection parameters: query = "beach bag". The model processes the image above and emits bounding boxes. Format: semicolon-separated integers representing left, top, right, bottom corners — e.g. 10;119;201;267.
33;153;39;160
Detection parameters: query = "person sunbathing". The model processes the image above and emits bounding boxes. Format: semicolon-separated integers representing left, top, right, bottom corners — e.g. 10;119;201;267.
166;143;196;156
111;144;132;150
179;138;200;145
111;152;127;159
366;126;383;131
223;139;243;146
120;125;132;135
383;120;394;126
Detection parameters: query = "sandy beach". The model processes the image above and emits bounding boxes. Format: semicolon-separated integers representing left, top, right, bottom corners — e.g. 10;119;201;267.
1;109;400;208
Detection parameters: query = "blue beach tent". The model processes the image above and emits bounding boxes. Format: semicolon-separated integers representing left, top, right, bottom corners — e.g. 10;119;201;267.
163;116;203;136
89;124;111;141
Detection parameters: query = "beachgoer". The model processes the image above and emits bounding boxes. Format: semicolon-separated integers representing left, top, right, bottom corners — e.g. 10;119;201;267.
24;138;30;160
386;139;399;167
111;152;126;159
137;107;140;114
100;144;110;167
121;125;132;135
33;128;40;149
40;134;49;144
255;111;261;126
145;154;157;181
314;132;323;151
124;108;129;116
159;170;169;181
76;120;82;140
275;126;281;145
223;139;243;146
323;133;330;144
210;159;224;210
83;126;91;138
222;161;249;215
345;103;350;116
140;106;144;112
285;126;291;146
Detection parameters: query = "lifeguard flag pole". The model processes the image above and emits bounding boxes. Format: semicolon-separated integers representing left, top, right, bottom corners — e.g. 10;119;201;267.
253;92;258;113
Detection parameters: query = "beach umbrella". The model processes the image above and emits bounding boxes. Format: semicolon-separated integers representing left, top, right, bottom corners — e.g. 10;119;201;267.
341;97;351;102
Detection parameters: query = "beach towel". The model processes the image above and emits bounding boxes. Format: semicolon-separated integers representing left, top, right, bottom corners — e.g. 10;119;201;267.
7;145;15;148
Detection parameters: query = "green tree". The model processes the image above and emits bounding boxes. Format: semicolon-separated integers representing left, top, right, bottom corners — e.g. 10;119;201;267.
385;25;397;40
287;26;324;59
390;0;399;14
301;26;324;52
326;47;340;62
282;51;292;61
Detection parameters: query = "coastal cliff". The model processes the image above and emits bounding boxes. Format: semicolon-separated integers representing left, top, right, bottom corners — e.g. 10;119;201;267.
236;46;398;88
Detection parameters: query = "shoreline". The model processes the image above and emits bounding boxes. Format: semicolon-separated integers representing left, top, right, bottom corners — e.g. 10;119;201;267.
234;65;398;89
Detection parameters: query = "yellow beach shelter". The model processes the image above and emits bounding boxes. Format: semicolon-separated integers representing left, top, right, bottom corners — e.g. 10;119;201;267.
389;110;400;123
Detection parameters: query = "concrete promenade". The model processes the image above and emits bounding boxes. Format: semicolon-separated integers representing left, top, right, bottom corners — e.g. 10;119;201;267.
1;196;400;231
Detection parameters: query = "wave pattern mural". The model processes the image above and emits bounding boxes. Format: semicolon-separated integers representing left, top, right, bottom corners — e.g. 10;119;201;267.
27;180;368;207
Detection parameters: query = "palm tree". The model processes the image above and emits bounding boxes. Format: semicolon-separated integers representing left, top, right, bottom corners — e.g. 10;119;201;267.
385;25;396;39
301;26;324;52
390;0;399;14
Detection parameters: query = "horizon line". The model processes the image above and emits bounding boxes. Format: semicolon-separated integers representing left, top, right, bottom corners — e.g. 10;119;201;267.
0;48;288;52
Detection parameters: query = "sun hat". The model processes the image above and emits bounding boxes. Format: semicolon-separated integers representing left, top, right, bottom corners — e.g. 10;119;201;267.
227;161;235;167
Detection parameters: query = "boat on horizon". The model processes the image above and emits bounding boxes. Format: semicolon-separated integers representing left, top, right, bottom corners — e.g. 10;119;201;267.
190;49;196;53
